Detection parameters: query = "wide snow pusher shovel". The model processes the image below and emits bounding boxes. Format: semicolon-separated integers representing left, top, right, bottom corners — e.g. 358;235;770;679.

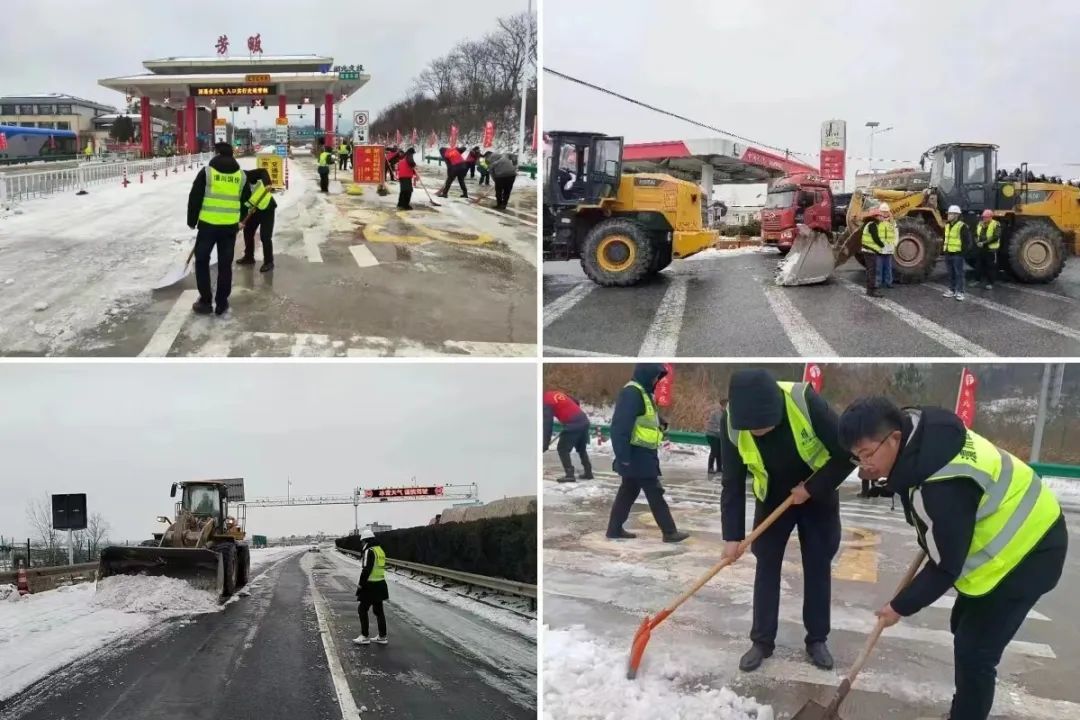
791;549;926;720
775;225;841;286
98;544;224;595
626;492;799;680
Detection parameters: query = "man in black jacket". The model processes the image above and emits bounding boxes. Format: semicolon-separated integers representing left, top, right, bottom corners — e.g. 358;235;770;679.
839;398;1067;720
186;142;251;316
720;369;854;672
605;363;688;544
543;389;593;483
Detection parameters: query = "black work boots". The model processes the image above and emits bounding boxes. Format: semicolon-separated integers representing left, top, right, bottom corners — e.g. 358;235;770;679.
738;641;833;671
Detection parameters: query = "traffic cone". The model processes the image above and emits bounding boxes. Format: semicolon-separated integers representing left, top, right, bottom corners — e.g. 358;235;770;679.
16;567;29;596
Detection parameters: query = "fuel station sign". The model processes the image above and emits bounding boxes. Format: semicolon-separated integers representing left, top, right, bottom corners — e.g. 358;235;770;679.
820;119;847;192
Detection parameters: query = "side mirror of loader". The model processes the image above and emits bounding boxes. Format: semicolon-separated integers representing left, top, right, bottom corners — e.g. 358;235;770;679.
170;483;177;498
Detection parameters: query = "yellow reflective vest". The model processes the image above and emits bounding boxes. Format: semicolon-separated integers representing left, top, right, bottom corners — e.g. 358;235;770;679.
367;545;386;582
318;150;332;167
247;180;272;212
727;381;831;502
198;166;244;226
943;220;965;253
912;427;1061;596
861;219;887;253
976;219;1001;250
624;381;663;449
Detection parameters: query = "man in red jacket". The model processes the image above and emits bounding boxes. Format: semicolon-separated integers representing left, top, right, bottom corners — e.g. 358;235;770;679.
543;390;593;483
436;146;469;198
396;148;417;210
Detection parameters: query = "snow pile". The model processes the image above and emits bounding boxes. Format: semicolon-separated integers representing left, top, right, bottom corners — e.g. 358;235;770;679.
1046;477;1080;510
686;245;772;262
0;583;20;601
543;627;772;720
92;575;220;616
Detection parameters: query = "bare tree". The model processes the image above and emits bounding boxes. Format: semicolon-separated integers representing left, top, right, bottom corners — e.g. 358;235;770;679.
86;512;111;559
25;494;60;566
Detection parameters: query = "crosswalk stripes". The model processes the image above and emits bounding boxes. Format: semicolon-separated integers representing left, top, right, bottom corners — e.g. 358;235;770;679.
543;282;594;327
926;283;1080;343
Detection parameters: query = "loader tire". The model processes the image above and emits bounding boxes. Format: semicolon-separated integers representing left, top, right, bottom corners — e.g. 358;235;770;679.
236;545;250;589
580;218;655;286
892;218;939;284
649;241;673;275
1007;222;1066;283
218;543;238;598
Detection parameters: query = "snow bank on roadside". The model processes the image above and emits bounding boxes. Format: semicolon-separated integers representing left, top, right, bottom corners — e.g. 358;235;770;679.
685;245;774;262
543;626;772;720
92;575;220;616
1046;477;1080;509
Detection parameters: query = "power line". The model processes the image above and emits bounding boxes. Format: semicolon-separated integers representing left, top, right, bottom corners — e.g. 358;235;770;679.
544;67;817;161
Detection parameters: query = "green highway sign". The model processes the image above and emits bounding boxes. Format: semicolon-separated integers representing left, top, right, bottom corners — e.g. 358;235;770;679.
340;71;360;81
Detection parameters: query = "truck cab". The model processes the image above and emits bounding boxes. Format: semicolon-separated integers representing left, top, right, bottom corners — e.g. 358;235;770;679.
760;174;836;252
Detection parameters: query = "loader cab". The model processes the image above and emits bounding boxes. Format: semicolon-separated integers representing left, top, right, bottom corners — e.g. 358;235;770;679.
546;131;624;207
924;143;998;215
179;482;227;527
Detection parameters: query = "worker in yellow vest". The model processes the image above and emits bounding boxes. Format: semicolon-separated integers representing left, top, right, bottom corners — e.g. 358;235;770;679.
237;167;277;272
83;141;93;162
338;140;350;171
352;527;390;645
315;139;331;193
839;397;1066;720
720;368;855;672
605;364;688;544
942;204;972;300
859;204;888;297
975;209;1002;290
187;142;250;315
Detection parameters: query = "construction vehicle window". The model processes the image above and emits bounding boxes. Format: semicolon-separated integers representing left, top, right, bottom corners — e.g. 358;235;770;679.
188;487;218;515
963;151;986;184
765;191;795;209
594;139;621;178
936;152;956;194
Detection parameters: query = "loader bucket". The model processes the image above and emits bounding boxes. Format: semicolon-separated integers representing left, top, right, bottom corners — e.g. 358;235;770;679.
775;226;838;286
97;545;224;596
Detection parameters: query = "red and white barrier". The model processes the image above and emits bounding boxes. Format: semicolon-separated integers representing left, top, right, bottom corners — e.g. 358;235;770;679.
16;567;29;596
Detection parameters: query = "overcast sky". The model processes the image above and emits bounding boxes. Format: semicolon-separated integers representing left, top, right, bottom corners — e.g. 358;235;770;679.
0;363;536;543
544;0;1080;182
0;0;527;129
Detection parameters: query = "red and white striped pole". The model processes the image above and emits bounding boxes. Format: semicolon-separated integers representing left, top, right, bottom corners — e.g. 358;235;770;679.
122;164;129;188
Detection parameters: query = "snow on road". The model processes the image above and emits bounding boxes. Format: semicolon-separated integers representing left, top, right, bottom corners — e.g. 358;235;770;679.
0;546;303;701
0;157;307;354
543;627;773;720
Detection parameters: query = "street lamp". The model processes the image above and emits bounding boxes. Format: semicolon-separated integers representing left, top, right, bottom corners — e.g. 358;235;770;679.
866;121;893;175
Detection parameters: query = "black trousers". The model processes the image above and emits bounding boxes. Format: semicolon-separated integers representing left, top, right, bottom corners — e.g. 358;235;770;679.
194;224;237;306
948;526;1067;720
339;153;349;170
242;208;274;262
707;436;723;473
864;252;878;292
467;161;476;178
494;175;516;207
398;177;413;208
358;600;387;637
440;164;468;196
750;497;841;648
979;249;997;285
385;160;396;182
318;166;329;192
556;428;591;475
607;476;677;535
478;169;490;186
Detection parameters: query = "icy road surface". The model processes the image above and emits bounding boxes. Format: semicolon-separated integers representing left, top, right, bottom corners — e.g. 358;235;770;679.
543;455;1080;720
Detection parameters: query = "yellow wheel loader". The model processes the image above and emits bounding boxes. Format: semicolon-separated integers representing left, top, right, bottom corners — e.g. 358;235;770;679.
98;480;250;598
779;143;1076;285
543;131;717;286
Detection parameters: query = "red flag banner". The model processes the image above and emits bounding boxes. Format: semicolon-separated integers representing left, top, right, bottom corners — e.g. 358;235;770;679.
482;120;495;147
0;132;7;151
955;367;978;429
395;129;402;145
803;363;823;393
654;363;675;408
449;124;459;148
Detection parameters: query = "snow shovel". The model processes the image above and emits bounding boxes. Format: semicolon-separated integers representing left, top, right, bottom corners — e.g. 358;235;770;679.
775;225;837;286
626;491;800;680
151;236;217;291
413;174;441;208
791;549;926;720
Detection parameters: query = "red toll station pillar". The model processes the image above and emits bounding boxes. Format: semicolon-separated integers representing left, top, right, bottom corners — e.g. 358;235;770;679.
140;96;152;157
324;93;334;151
278;95;286;119
185;97;196;153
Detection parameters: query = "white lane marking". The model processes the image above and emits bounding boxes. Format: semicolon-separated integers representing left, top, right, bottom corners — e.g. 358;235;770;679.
763;285;837;357
349;244;379;268
303;554;363;720
927;283;1080;344
542;345;616;357
1005;284;1079;305
929;592;1051;621
838;279;995;357
346;337;536;357
302;229;324;263
139;289;199;357
638;276;687;357
543;282;595;328
442;340;537;357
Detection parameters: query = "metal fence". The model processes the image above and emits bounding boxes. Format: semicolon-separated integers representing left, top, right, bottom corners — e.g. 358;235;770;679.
337;547;536;599
0;152;213;206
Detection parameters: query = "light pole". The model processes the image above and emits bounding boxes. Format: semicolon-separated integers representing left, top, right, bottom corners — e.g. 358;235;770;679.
866;121;893;176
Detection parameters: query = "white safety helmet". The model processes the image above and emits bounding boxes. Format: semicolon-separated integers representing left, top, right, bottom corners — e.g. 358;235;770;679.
947;205;962;215
878;202;891;215
360;528;375;540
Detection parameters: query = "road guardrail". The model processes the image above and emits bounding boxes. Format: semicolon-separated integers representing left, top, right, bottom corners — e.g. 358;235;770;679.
336;548;536;600
0;561;98;594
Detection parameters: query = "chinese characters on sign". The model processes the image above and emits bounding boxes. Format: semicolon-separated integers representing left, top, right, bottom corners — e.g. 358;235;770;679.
654;363;675;407
353;145;385;184
213;117;227;143
215;35;229;56
955;367;978;429
819;119;847;191
256;154;285;189
247;33;263;56
245;74;270;84
482;120;495;147
193;86;274;97
332;64;365;73
363;486;444;499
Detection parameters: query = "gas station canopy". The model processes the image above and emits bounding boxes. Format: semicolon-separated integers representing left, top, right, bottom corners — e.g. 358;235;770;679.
623;138;817;184
99;55;370;104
